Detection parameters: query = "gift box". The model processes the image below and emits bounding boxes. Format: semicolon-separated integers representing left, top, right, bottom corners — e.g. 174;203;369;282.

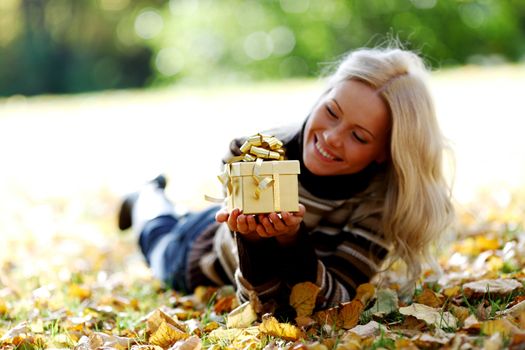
225;159;300;214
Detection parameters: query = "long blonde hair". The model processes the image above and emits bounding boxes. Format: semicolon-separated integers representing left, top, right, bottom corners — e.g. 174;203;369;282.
326;47;455;285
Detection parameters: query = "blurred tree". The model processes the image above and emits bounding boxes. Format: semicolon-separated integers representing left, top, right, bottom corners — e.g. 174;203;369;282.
0;0;524;96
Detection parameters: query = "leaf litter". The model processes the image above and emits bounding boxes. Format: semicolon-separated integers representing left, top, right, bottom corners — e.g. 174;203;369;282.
1;190;525;349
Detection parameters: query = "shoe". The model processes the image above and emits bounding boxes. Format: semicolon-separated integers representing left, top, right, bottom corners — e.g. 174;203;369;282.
117;174;167;231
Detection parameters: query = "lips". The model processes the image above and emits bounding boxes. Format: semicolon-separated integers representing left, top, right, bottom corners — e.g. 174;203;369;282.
314;135;341;161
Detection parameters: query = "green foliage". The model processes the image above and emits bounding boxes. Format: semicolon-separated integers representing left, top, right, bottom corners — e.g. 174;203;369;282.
1;0;525;96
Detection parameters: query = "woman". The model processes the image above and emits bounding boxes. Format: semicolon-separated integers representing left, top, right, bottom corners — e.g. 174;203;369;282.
119;46;454;310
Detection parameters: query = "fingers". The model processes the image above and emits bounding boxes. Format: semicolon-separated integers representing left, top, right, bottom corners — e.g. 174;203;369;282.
215;208;229;223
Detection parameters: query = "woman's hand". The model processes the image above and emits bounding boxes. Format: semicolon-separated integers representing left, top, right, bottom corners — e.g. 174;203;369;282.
215;204;306;245
215;207;260;241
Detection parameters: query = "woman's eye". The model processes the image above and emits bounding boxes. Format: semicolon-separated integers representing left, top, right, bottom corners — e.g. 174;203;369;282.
352;131;368;144
325;106;338;119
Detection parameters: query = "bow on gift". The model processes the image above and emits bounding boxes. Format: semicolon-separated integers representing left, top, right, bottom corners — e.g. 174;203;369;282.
206;133;287;204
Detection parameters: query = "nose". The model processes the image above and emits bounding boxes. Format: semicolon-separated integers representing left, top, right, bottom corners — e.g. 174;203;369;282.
323;127;343;148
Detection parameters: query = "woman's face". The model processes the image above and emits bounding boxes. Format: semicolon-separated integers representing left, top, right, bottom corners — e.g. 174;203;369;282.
303;79;391;176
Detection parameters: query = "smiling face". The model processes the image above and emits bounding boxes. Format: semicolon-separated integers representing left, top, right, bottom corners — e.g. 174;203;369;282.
303;79;391;176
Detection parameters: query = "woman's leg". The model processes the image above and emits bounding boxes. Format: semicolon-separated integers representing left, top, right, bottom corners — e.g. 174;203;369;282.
130;183;220;291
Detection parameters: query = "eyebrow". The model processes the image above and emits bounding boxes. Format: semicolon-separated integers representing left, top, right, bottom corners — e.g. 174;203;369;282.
330;98;376;140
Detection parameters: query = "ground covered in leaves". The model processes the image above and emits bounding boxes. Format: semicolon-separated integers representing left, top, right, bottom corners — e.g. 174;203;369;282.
0;187;525;350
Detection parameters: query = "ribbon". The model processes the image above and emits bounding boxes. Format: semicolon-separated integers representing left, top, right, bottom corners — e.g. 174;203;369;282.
205;133;286;209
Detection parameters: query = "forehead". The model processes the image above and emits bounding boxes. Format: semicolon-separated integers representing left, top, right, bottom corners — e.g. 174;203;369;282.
326;80;390;132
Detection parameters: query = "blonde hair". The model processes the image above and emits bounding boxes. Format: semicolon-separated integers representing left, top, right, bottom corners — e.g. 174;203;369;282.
326;47;455;286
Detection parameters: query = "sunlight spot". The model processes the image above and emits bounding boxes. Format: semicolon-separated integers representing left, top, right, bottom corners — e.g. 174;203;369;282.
243;32;273;61
269;26;296;57
409;0;437;9
98;0;129;11
459;3;486;29
135;9;164;39
280;0;309;13
155;48;185;76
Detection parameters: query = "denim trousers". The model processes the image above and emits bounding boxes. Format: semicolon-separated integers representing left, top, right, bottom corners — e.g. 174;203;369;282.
138;205;220;292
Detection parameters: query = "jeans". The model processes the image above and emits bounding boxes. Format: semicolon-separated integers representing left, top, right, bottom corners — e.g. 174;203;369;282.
138;205;220;292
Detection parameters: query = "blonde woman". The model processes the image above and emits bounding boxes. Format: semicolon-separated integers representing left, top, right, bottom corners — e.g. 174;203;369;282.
119;46;455;310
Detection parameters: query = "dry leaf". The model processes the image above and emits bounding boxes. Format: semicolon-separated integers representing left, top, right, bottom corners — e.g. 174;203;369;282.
348;320;383;338
354;283;375;305
443;286;461;298
226;301;257;328
463;279;522;297
369;288;398;316
169;335;202;350
74;332;133;350
146;308;188;336
339;300;364;329
149;321;189;348
290;281;320;317
259;314;304;341
483;333;503;350
448;305;470;323
207;326;259;343
415;289;445;308
480;318;520;337
399;303;457;330
214;295;238;314
68;284;92;300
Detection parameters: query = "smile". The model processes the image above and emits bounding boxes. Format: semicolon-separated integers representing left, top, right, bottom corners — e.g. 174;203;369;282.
315;138;339;161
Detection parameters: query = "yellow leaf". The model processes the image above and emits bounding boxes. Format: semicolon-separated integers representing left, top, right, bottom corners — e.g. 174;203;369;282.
475;236;500;251
399;303;457;330
339;300;364;330
259;314;304;341
0;299;8;316
443;286;461;298
415;288;445;308
169;335;202;350
146;308;187;336
290;282;320;317
354;283;375;305
68;284;91;300
481;319;519;337
149;321;189;348
226;301;257;328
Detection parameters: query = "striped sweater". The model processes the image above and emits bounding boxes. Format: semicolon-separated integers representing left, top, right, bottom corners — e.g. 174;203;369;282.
193;122;391;308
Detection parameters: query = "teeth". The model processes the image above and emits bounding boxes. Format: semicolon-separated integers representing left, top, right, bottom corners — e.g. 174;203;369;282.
315;141;335;160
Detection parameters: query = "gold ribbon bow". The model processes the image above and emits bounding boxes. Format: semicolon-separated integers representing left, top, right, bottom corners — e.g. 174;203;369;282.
205;133;286;206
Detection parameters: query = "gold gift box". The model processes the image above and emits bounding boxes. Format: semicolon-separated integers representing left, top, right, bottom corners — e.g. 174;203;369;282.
226;160;300;214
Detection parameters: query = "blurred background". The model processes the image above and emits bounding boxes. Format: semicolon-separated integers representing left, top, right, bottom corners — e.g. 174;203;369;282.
1;0;525;258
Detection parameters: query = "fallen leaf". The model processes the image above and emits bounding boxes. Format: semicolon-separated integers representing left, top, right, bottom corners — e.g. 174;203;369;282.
480;318;520;337
290;282;320;317
74;332;133;350
448;305;470;323
214;295;238;314
483;333;503;350
354;283;375;305
226;301;258;328
146;308;188;336
149;321;189;348
399;303;457;330
207;326;259;343
169;335;202;350
369;288;398;316
415;288;445;308
68;284;92;300
443;286;461;298
463;279;522;297
338;300;364;329
348;320;383;338
259;314;304;341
